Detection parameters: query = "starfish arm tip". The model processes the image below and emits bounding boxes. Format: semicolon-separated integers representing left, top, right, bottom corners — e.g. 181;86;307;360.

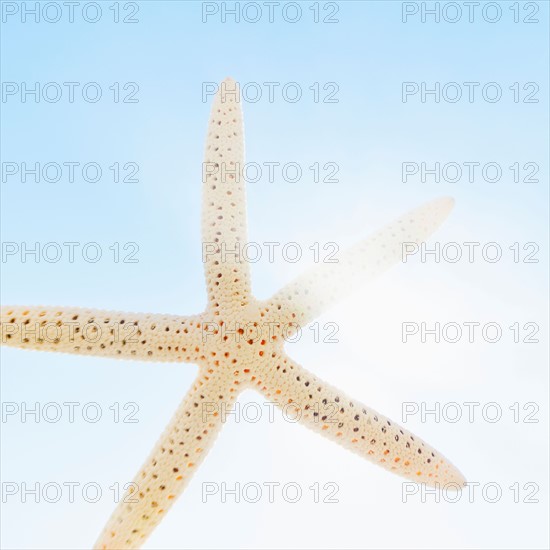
441;195;455;206
452;468;467;487
431;195;455;221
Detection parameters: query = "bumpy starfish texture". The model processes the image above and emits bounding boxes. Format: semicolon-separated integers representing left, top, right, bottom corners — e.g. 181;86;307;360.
1;78;465;549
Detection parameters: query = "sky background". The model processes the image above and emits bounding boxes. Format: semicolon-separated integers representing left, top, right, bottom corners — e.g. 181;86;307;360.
1;1;549;548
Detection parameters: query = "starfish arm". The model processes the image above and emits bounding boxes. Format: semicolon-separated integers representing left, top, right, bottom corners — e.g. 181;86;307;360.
202;77;251;314
94;369;237;549
0;306;205;363
261;197;454;327
257;352;466;487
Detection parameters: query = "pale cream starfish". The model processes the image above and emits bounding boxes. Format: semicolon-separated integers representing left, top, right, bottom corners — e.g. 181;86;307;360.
1;78;465;549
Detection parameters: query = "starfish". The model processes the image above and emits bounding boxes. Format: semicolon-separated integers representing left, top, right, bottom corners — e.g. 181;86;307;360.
1;78;465;549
